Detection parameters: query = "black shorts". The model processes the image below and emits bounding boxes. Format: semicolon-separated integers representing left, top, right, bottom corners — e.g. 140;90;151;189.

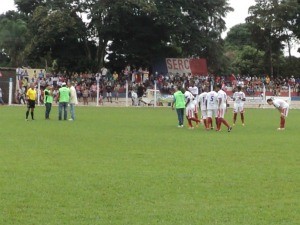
27;100;36;109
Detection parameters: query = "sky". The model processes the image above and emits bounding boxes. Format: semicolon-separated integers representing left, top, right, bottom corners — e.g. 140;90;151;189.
0;0;298;56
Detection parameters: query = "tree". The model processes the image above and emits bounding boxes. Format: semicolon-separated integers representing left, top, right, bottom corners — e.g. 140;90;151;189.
0;12;28;67
247;0;300;75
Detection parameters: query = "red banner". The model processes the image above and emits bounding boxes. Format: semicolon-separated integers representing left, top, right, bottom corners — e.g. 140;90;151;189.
166;58;207;75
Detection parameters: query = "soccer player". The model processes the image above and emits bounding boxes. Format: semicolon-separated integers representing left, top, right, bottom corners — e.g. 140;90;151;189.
171;86;185;127
232;86;246;126
198;88;208;129
184;86;200;129
188;81;200;127
267;98;289;130
205;86;218;130
25;83;37;121
216;84;232;132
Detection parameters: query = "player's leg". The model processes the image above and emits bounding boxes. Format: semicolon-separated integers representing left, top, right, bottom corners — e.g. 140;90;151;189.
186;108;193;128
233;104;238;125
25;104;30;120
240;106;245;126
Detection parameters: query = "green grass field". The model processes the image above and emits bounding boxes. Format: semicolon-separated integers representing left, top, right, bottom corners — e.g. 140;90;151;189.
0;106;299;225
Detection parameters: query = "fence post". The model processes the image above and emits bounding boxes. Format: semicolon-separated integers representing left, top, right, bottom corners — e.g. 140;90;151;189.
8;78;12;105
125;80;128;107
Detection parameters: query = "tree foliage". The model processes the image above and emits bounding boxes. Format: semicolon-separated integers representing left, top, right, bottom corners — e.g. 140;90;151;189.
0;0;299;75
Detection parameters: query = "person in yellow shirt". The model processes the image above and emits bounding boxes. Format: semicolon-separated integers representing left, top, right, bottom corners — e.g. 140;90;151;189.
25;83;37;121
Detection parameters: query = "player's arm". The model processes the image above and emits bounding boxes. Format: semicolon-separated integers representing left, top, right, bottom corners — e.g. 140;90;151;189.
185;98;190;107
242;92;246;101
171;96;176;109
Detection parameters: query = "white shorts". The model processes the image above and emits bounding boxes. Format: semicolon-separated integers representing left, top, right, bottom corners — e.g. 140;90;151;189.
207;109;217;118
186;105;195;119
234;103;244;113
193;104;199;114
201;110;207;119
282;107;289;117
217;108;226;118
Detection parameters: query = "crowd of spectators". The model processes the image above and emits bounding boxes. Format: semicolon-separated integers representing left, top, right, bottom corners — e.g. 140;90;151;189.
15;66;300;104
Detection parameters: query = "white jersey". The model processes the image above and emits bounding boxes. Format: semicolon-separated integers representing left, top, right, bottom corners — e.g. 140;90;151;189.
184;90;195;108
217;89;227;109
199;92;207;110
188;86;199;105
233;91;246;104
273;99;289;109
206;91;218;110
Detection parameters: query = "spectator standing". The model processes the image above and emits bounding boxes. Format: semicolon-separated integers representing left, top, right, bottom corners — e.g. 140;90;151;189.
68;82;78;121
267;98;289;130
106;82;113;103
82;86;89;105
137;83;144;106
57;82;70;120
38;70;44;80
171;86;185;127
44;85;53;119
25;83;37;121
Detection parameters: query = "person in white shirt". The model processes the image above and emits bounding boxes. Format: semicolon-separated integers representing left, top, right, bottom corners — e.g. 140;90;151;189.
232;86;246;126
188;81;200;127
267;98;289;130
68;82;78;121
216;84;232;132
184;87;200;129
205;87;218;130
198;88;208;129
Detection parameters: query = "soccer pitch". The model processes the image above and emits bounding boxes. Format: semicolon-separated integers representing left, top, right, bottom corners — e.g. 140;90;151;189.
0;106;299;225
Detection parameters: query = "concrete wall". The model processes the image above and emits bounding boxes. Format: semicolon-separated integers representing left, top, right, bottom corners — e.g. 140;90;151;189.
0;68;16;103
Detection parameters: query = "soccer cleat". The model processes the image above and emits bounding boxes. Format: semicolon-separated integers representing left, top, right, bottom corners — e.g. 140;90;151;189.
242;123;245;126
188;126;194;130
69;118;74;121
233;123;235;126
277;127;285;131
25;119;28;121
180;125;184;128
228;127;232;132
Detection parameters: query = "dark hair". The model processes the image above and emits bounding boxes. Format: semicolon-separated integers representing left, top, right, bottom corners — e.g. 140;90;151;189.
267;98;273;102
